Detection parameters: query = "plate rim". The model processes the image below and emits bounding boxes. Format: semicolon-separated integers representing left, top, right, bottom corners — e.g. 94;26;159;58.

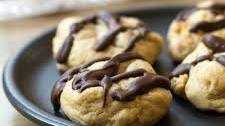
3;6;185;126
2;28;76;126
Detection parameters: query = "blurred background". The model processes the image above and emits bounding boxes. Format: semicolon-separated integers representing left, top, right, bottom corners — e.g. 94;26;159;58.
0;0;224;125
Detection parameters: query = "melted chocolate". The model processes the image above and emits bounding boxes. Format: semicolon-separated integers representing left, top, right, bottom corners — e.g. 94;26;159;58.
100;76;113;107
171;34;225;78
111;73;170;101
175;3;225;33
51;67;80;112
93;26;125;51
203;34;225;53
189;3;225;33
56;16;97;63
52;52;170;112
111;69;146;82
207;3;225;14
81;57;110;69
97;11;119;29
169;63;192;78
215;55;225;66
93;12;124;51
56;11;148;63
176;3;225;21
55;35;74;63
51;56;111;112
170;54;225;78
190;18;225;33
124;26;148;52
93;20;148;51
71;52;144;99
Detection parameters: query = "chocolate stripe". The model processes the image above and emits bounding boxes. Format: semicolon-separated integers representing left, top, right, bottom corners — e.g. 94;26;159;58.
124;26;148;52
111;74;170;101
97;11;118;29
203;34;225;53
56;16;97;63
169;63;192;78
56;11;148;63
190;18;225;33
52;52;170;112
93;26;125;51
176;3;225;21
170;54;225;78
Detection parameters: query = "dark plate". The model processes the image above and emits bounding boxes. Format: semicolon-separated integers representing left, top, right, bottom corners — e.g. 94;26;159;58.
3;7;225;126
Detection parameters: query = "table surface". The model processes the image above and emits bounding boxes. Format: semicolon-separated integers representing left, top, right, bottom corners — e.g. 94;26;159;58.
0;0;224;125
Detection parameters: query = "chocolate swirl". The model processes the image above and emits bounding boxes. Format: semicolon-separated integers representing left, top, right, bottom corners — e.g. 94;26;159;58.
52;52;170;112
56;11;148;64
170;54;225;78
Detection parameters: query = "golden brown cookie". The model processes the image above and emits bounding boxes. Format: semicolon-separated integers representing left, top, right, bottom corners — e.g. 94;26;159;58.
167;1;225;61
51;52;172;126
170;33;225;112
52;11;163;72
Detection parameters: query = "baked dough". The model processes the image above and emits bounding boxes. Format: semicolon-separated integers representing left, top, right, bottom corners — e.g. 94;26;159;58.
52;11;163;72
167;1;225;61
170;33;225;112
51;52;172;126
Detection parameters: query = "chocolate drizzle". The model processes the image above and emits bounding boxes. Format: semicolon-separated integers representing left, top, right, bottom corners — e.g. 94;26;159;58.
169;63;192;78
51;67;80;112
51;52;170;112
176;3;225;21
175;3;225;33
56;16;97;63
93;26;125;51
51;56;110;112
111;72;170;101
92;14;149;52
170;54;225;78
124;25;148;52
56;11;148;64
215;55;225;66
190;18;225;33
203;34;225;53
189;2;225;33
207;3;225;14
170;34;225;78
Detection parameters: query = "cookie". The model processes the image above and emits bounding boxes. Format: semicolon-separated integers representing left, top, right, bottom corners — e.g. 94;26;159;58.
52;11;163;72
167;1;225;61
170;33;225;112
51;52;172;126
